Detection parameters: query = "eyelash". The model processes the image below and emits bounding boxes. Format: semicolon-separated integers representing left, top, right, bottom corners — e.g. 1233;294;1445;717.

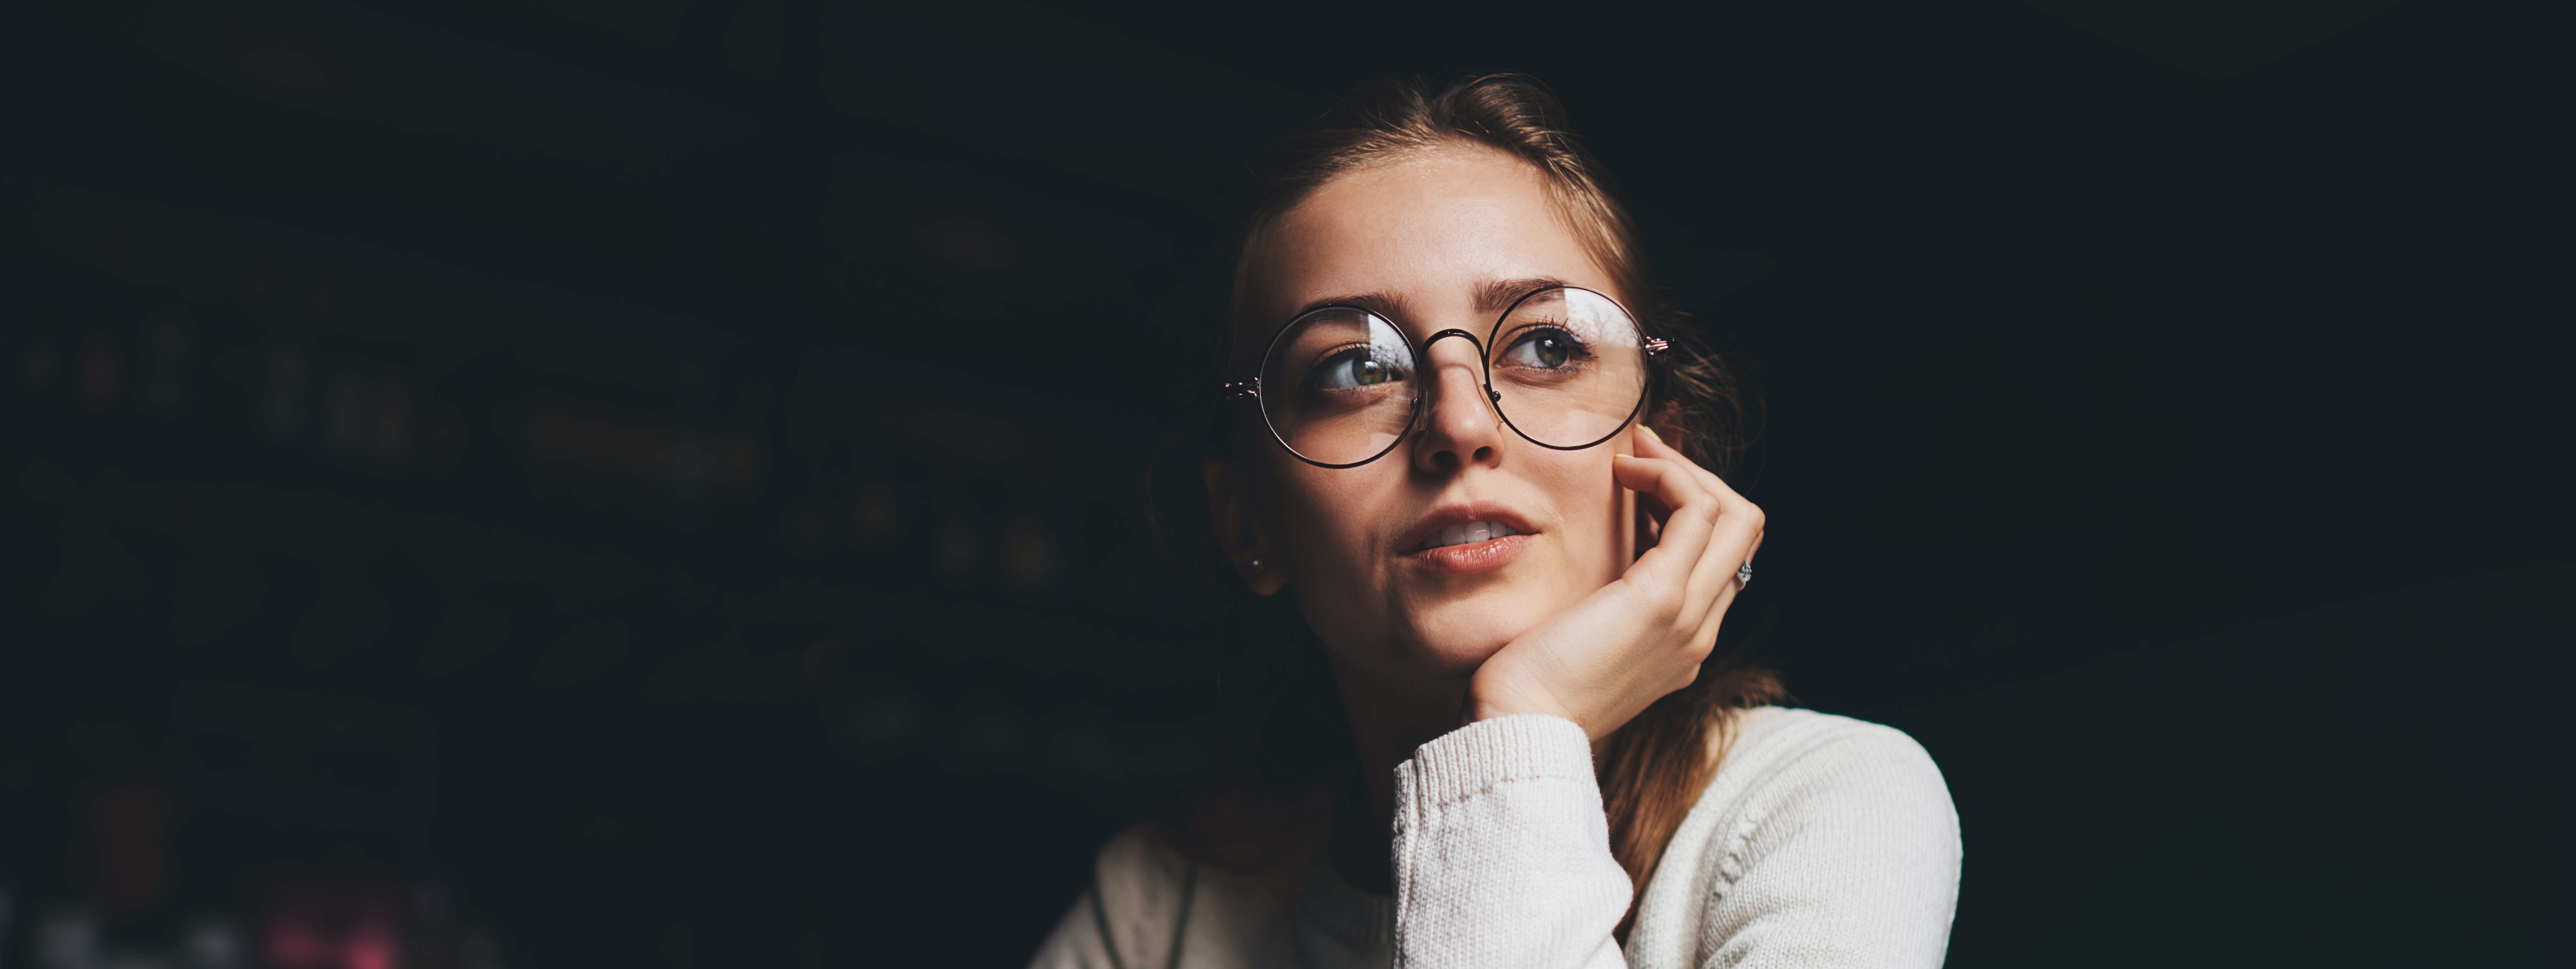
1304;344;1409;387
1498;324;1596;364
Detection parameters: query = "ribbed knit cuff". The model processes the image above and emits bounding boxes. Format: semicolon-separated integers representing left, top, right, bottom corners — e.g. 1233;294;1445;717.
1401;714;1596;812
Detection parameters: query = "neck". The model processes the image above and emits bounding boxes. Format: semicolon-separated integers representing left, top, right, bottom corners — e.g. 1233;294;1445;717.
1328;652;1622;820
1322;650;1622;895
1322;651;1462;895
1326;652;1470;835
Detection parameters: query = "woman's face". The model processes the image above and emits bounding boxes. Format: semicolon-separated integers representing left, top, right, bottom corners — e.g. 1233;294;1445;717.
1217;146;1636;681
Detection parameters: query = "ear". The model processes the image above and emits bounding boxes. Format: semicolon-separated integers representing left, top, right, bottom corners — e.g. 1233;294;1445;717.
1202;453;1287;596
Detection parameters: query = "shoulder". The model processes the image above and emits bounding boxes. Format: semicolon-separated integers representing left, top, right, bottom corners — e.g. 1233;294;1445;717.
1721;706;1949;799
1073;822;1315;969
1090;823;1198;950
1038;824;1201;969
1628;708;1962;966
1690;706;1960;883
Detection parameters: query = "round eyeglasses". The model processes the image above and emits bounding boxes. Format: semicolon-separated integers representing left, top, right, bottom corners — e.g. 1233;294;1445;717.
1221;285;1667;468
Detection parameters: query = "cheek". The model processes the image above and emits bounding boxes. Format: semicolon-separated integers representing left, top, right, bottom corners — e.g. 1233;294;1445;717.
1255;453;1391;570
1521;451;1631;576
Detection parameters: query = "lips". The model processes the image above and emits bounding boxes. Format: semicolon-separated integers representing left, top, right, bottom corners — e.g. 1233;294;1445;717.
1399;504;1537;574
1420;521;1520;550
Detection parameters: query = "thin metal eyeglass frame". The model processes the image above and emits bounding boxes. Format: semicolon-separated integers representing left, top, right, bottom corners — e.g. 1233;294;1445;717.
1220;285;1669;469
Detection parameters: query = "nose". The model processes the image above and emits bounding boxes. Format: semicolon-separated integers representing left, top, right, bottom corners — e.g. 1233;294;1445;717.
1411;332;1503;473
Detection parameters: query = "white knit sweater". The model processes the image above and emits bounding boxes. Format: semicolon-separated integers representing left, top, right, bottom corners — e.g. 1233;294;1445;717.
1030;707;1961;969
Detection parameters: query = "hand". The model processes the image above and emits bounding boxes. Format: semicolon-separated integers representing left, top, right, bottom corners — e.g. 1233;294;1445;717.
1465;424;1765;739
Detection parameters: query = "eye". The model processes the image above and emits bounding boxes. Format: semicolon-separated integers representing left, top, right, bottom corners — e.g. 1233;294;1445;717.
1307;347;1405;389
1500;328;1582;369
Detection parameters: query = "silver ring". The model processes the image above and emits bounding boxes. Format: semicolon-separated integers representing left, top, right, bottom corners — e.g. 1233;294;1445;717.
1736;561;1753;586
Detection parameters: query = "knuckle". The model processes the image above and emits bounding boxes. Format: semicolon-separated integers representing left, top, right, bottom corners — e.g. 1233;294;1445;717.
1657;596;1690;630
1671;598;1708;633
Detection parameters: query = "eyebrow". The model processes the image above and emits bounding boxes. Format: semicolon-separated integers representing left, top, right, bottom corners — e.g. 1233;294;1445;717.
1473;276;1566;315
1287;276;1567;325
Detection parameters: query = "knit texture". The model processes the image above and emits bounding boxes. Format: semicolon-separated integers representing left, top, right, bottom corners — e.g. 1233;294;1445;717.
1392;715;1633;969
1028;708;1960;969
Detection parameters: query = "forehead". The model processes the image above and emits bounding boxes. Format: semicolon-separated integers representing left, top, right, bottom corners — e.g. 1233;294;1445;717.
1241;147;1612;333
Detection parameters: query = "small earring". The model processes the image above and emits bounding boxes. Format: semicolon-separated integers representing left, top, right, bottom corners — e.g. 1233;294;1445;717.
1249;557;1263;570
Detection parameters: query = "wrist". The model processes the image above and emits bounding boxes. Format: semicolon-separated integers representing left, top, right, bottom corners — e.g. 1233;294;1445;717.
1463;673;1575;728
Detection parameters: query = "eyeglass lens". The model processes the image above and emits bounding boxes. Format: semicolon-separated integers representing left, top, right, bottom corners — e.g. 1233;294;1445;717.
1256;287;1648;466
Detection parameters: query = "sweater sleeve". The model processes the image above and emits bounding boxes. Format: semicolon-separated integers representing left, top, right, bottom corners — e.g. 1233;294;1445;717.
1690;725;1960;969
1390;714;1632;969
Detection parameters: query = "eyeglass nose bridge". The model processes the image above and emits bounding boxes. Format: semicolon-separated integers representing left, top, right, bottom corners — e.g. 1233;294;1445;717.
1222;329;1485;408
1415;328;1499;406
1224;285;1662;468
1388;327;1513;458
1420;328;1482;353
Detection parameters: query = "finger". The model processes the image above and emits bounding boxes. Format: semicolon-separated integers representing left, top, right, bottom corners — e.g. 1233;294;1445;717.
1633;490;1667;556
1612;452;1715;542
1627;425;1675;537
1689;600;1727;667
1635;428;1758;576
1636;487;1674;533
1612;456;1713;574
1634;427;1765;606
1611;455;1719;584
1686;496;1765;611
1636;424;1757;522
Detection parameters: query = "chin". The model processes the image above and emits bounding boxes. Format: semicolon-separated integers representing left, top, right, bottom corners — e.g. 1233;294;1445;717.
1398;602;1545;677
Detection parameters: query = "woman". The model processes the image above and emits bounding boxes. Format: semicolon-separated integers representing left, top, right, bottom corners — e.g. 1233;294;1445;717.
1034;75;1960;969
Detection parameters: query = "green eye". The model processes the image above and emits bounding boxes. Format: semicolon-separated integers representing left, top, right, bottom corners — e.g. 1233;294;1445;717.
1532;337;1568;368
1505;331;1575;369
1307;349;1404;390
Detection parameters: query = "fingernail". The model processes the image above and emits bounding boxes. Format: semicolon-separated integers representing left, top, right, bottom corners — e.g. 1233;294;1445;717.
1639;425;1664;444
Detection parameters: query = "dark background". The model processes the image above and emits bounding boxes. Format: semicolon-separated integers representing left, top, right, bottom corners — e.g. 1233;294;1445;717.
1;1;2563;967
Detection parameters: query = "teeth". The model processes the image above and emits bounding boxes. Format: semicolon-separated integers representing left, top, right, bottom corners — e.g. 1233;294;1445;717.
1422;521;1517;550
